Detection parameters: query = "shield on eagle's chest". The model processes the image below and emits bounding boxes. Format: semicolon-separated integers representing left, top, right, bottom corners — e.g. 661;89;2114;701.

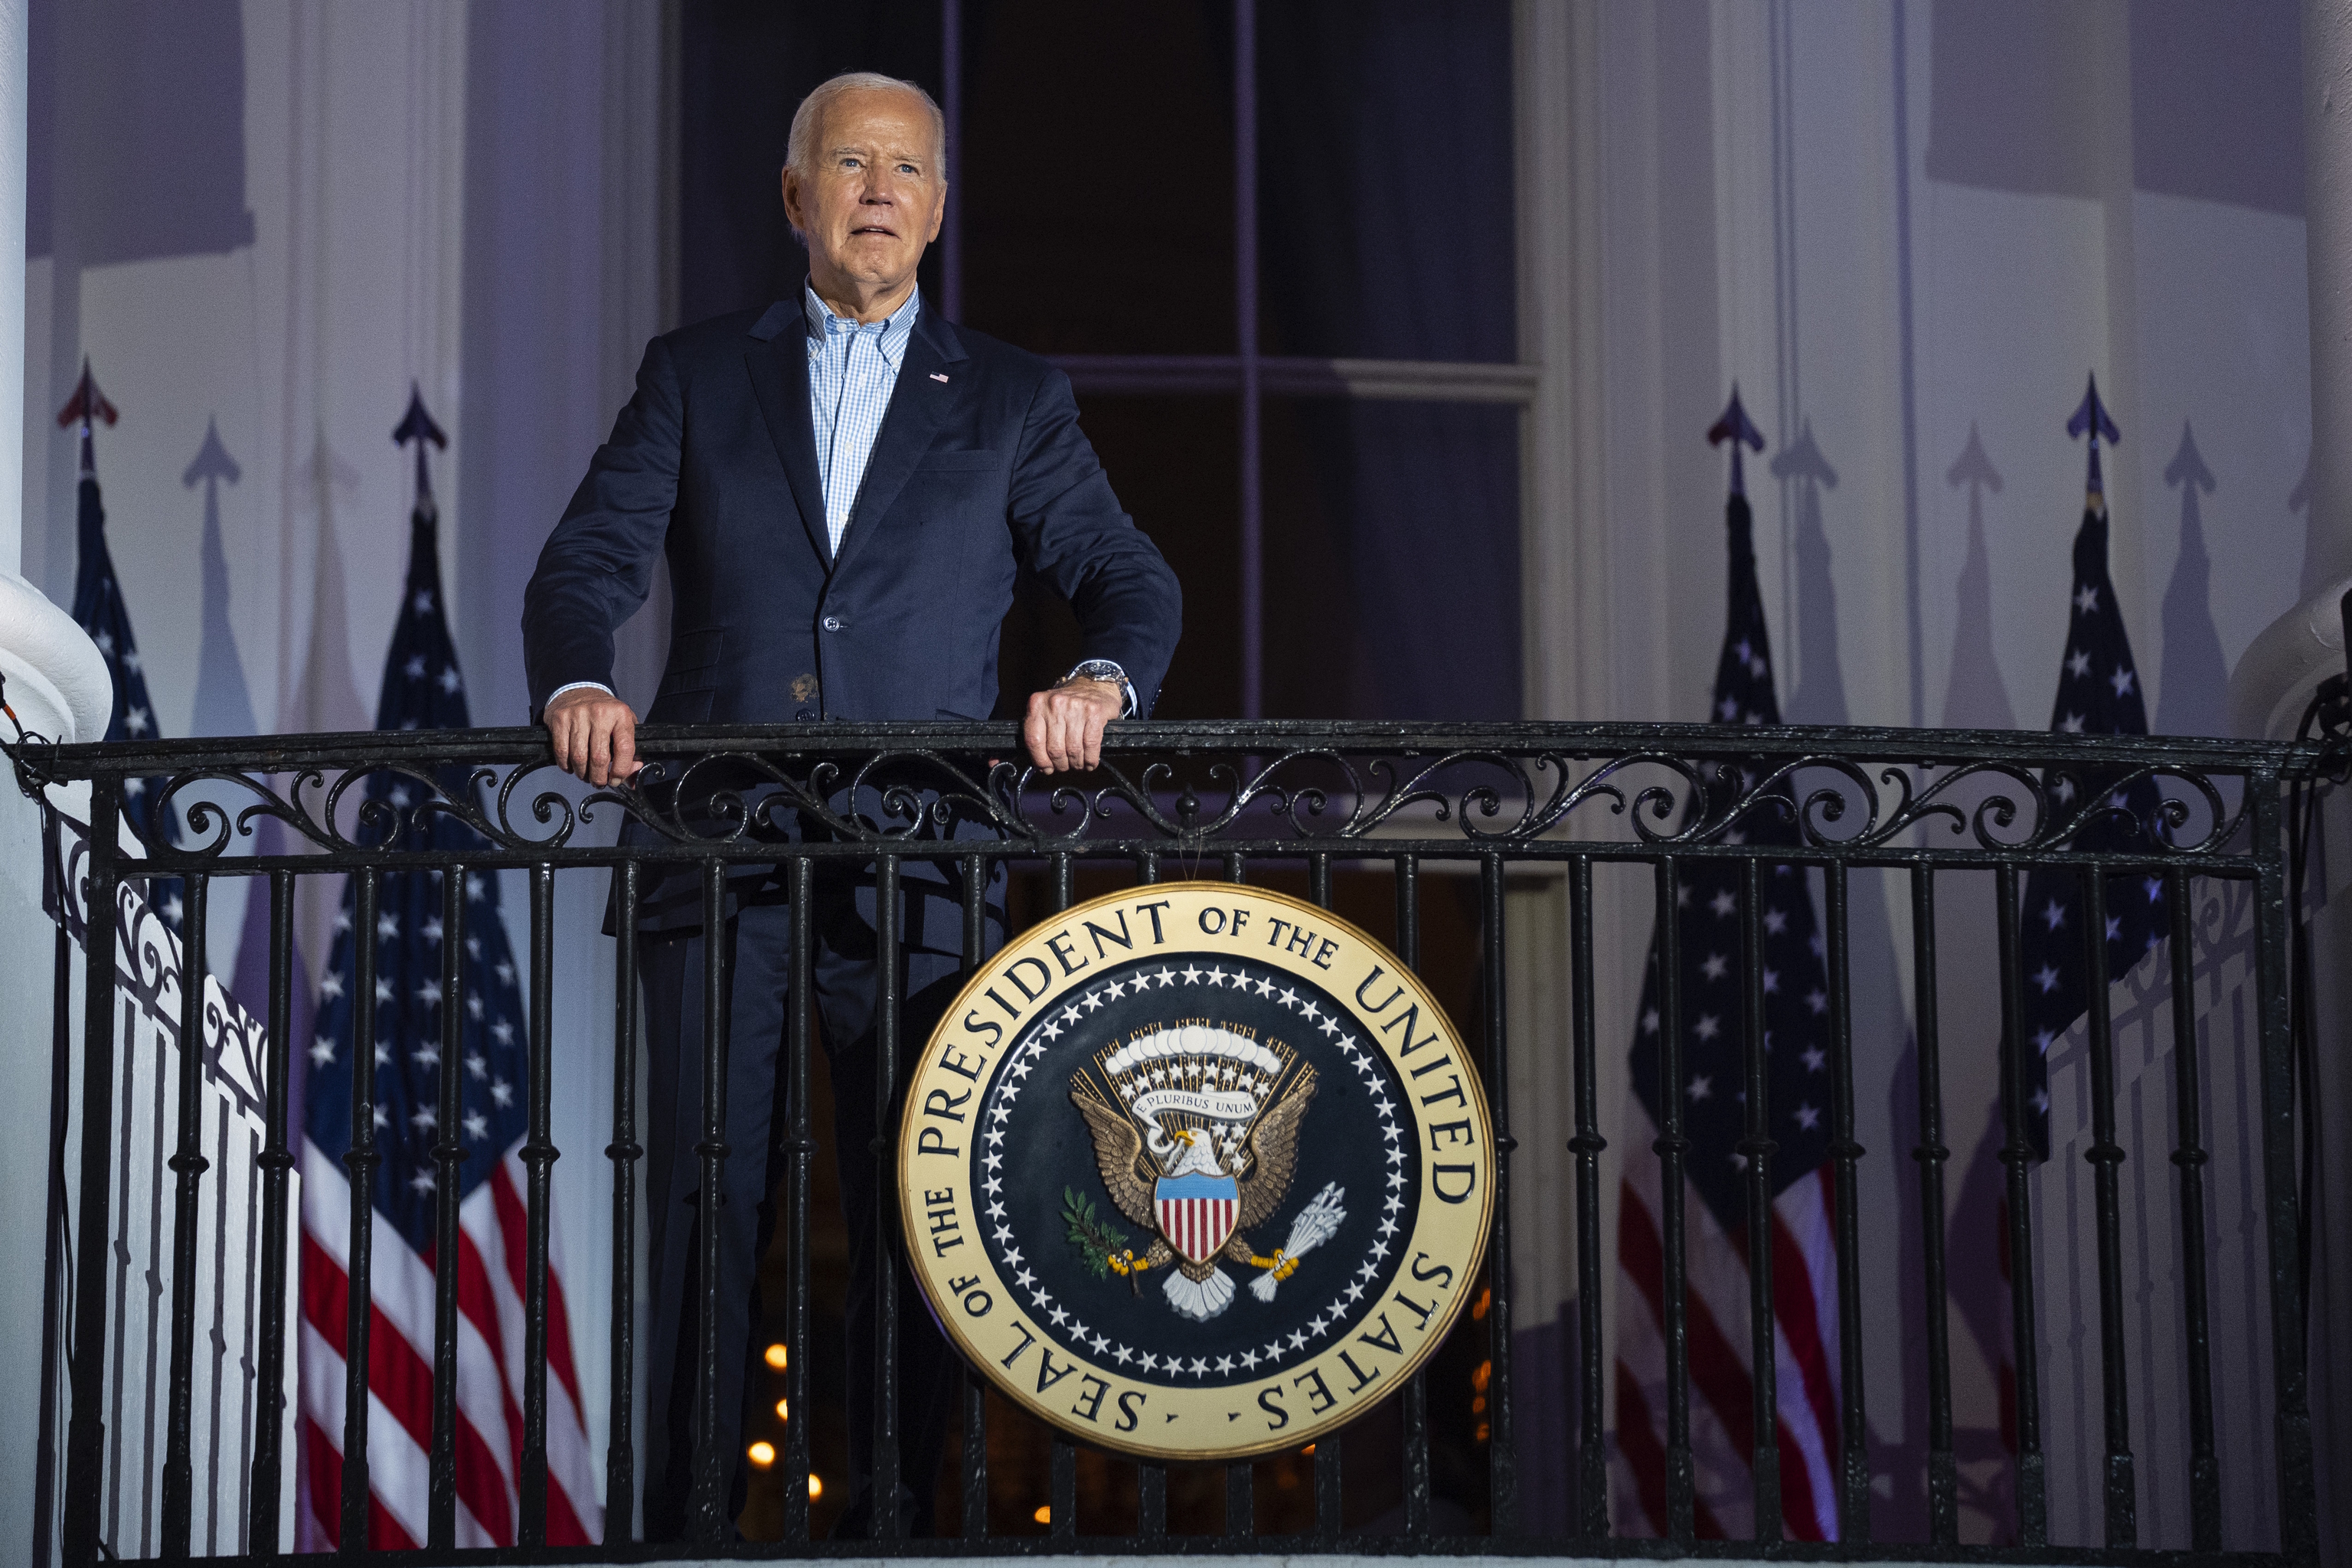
1155;1172;1240;1266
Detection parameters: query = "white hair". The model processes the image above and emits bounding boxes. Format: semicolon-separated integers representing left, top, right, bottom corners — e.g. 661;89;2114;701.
786;70;948;214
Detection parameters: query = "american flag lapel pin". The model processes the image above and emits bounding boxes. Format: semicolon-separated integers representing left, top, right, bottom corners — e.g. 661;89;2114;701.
930;372;950;383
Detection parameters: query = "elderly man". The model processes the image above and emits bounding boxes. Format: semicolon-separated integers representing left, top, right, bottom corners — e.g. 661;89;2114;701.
522;71;1181;1539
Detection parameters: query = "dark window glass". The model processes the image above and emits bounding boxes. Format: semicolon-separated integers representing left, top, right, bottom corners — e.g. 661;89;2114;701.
1263;397;1520;719
1256;0;1517;363
958;0;1235;354
678;2;948;324
995;394;1242;720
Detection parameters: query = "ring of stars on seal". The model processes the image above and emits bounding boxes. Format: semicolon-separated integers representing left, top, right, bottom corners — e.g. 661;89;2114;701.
899;882;1493;1462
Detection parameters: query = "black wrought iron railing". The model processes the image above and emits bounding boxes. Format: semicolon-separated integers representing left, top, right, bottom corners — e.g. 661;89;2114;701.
15;719;2333;1563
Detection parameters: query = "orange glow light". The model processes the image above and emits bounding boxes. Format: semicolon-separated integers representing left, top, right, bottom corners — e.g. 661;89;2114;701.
1302;1444;1316;1456
776;1398;790;1421
747;1442;776;1468
809;1474;824;1499
1033;1506;1051;1524
1475;1422;1491;1443
1472;1360;1492;1392
763;1343;789;1370
1472;1286;1491;1321
1472;1396;1486;1414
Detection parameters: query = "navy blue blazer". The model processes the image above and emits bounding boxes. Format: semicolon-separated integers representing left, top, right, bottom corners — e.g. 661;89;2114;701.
522;296;1181;727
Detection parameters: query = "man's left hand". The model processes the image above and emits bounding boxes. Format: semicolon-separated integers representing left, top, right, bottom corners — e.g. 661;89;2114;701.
1024;678;1124;773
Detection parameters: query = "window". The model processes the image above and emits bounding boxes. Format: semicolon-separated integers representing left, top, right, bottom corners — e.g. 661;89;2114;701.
681;0;1528;721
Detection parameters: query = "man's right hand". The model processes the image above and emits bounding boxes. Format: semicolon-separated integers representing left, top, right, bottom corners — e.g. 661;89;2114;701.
544;685;641;786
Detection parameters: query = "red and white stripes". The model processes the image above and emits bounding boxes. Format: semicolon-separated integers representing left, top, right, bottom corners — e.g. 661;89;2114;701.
1612;1104;1844;1540
1156;1195;1240;1266
297;1141;601;1548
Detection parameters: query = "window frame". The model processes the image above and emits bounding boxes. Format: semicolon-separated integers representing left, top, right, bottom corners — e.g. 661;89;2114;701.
936;0;1539;719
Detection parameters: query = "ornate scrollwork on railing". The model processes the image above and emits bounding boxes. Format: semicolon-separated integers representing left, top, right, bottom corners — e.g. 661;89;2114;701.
20;729;2278;866
46;825;271;1119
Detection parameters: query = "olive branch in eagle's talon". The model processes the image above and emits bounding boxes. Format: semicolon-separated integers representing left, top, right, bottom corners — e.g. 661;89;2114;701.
1062;1186;1158;1294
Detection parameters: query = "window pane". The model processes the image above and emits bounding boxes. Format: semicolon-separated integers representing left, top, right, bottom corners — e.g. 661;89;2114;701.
1256;0;1517;362
995;394;1243;719
959;2;1236;354
678;2;948;322
1263;397;1521;719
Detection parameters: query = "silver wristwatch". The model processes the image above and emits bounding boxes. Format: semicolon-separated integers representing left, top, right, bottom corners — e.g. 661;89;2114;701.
1060;658;1136;715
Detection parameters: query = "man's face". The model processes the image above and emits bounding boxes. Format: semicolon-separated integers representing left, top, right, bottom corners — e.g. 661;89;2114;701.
783;87;946;304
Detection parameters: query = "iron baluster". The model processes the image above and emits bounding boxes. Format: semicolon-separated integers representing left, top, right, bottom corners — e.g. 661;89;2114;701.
606;860;639;1544
247;871;298;1552
341;868;382;1553
2165;868;2220;1550
1395;852;1432;1541
1224;1455;1253;1538
1566;856;1609;1540
1307;848;1342;1540
1044;851;1076;1540
686;861;731;1545
62;778;123;1568
1480;852;1516;1534
784;858;816;1541
427;866;466;1549
1907;864;1958;1544
2249;775;2317;1559
2079;868;2135;1546
159;872;211;1558
958;853;989;1542
873;853;904;1539
1651;855;1696;1544
1050;1443;1076;1540
1135;1462;1166;1540
1994;863;2048;1545
517;864;559;1545
1133;850;1165;1539
35;921;70;1566
1737;857;1779;1541
1823;864;1869;1540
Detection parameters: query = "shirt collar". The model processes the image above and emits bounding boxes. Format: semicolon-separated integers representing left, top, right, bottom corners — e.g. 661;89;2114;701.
803;280;921;370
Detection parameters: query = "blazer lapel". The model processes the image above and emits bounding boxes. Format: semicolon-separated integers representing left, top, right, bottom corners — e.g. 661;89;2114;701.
828;307;972;580
743;314;834;570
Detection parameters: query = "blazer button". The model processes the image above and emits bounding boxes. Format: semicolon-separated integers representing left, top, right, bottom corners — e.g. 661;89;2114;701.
822;615;844;632
795;706;818;723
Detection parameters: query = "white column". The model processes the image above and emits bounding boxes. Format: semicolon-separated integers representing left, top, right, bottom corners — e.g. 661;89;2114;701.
0;0;21;576
0;0;40;1553
2226;5;2352;1558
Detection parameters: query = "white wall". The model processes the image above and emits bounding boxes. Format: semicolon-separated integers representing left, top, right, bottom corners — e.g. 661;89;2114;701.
1516;0;2315;1546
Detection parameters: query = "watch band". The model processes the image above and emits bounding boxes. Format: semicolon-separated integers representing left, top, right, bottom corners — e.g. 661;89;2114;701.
1060;658;1136;716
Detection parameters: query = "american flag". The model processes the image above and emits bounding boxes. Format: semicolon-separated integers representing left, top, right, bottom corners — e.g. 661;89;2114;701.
61;362;181;874
1612;391;1844;1540
298;393;600;1548
2011;377;2166;1156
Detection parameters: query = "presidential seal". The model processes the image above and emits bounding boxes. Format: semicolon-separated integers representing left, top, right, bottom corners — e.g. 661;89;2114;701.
897;883;1493;1462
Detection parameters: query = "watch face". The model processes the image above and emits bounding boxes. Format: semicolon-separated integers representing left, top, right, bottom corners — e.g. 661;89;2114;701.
897;882;1494;1462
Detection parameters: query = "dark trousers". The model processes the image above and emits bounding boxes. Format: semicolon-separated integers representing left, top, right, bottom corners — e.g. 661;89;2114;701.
635;863;1002;1540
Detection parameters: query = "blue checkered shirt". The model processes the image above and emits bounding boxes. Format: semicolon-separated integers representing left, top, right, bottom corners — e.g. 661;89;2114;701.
805;281;920;557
